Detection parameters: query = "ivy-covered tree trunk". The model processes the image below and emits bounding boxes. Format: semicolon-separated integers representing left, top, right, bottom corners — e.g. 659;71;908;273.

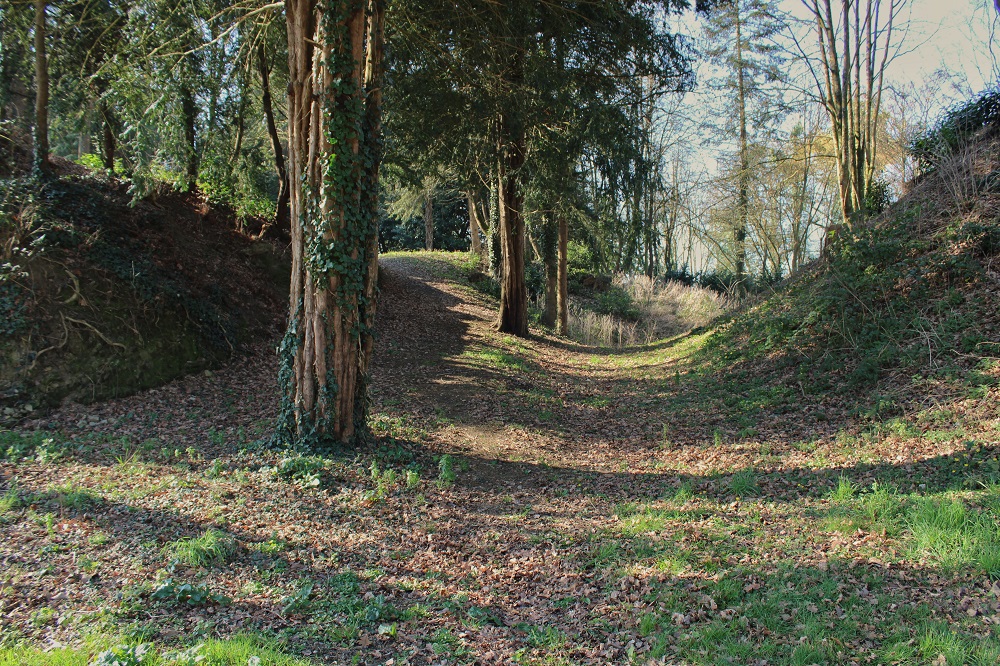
278;0;383;448
99;101;115;172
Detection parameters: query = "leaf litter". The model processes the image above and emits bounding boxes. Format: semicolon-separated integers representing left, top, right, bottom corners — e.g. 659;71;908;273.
1;252;999;664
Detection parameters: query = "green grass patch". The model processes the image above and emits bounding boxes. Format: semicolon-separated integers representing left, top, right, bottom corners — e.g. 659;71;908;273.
460;346;532;373
0;633;315;665
907;495;1000;576
163;529;238;567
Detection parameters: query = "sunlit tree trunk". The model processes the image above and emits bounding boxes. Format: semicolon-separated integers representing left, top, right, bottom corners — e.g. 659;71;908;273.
734;3;749;288
541;217;557;328
278;0;383;447
424;193;434;250
805;0;897;229
466;191;482;256
556;214;569;335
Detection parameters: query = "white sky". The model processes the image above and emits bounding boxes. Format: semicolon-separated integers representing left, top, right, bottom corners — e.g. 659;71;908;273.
888;0;996;94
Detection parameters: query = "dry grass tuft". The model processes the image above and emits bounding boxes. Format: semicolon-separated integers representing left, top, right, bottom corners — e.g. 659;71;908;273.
570;276;729;348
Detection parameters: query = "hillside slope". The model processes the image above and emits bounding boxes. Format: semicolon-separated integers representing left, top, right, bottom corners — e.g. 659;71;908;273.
1;161;288;421
702;129;1000;425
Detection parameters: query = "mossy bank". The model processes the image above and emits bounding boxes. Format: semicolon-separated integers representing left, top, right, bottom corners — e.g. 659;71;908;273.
1;169;288;421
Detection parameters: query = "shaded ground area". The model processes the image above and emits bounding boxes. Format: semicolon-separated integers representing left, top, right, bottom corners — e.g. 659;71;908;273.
2;252;1000;665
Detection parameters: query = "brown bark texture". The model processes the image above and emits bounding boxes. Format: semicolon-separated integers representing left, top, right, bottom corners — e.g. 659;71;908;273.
181;86;198;191
466;191;482;256
557;214;569;336
279;0;384;447
496;119;528;336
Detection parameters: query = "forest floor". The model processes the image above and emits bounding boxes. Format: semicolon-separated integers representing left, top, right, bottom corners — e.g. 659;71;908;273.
2;251;1000;665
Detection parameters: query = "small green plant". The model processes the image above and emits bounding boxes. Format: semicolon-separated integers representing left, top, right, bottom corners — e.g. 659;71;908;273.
256;536;286;555
34;511;56;535
830;476;855;502
405;470;420;490
164;529;237;567
672;482;693;503
33;438;65;464
727;469;760;497
205;458;225;479
0;483;21;515
527;625;567;649
281;579;314;615
151;580;229;606
365;461;398;502
161;643;206;666
437;455;458;488
44;483;97;510
430;627;468;658
91;644;152;666
0;431;63;463
274;455;325;489
29;607;56;627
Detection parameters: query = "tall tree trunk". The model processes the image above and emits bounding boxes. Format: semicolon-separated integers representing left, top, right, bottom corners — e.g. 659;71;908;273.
424;193;434;250
180;85;198;191
496;36;528;337
231;87;246;162
78;100;93;158
556;214;569;336
278;0;382;448
487;177;502;277
259;44;290;236
466;190;482;256
541;218;557;328
734;3;749;289
33;0;49;175
356;0;385;428
99;100;115;172
496;108;528;336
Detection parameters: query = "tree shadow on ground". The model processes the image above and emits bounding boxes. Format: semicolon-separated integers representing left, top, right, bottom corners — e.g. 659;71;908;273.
435;442;996;504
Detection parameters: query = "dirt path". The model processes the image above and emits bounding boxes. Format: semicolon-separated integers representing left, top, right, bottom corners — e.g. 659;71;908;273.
374;255;684;482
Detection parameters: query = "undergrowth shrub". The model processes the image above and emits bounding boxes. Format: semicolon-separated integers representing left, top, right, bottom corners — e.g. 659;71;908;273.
273;454;326;489
912;87;1000;170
